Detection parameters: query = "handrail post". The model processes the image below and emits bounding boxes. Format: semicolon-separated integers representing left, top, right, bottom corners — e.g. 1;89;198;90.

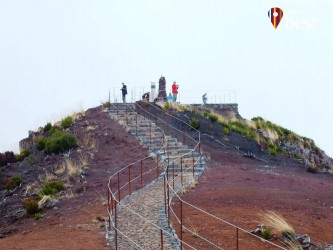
192;152;195;177
115;200;118;250
149;121;152;145
107;185;111;229
136;114;138;136
117;172;120;201
157;154;159;178
128;165;131;195
172;161;175;190
111;191;113;213
164;175;166;213
160;229;163;250
180;199;183;249
236;227;239;250
167;179;170;225
140;160;143;188
181;157;183;187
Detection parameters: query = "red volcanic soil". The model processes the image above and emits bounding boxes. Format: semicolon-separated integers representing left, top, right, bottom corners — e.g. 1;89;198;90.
171;143;333;249
1;105;332;250
0;107;155;250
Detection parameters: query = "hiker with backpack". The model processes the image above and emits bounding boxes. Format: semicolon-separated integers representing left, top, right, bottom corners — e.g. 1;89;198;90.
121;82;127;103
171;81;179;102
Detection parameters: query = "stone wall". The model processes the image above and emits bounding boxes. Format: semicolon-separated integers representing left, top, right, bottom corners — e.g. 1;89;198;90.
191;103;242;119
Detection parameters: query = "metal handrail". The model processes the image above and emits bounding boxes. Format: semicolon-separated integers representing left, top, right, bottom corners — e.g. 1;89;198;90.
107;102;286;250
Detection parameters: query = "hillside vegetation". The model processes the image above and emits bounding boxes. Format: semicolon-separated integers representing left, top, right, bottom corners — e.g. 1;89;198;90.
160;102;333;174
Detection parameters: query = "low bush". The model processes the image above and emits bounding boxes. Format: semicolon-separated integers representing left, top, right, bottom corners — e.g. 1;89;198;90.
268;142;281;156
189;118;200;130
45;132;77;154
39;180;64;197
207;113;219;123
61;116;73;129
0;151;16;167
202;112;209;118
223;127;230;135
23;198;39;214
43;123;52;133
34;213;42;220
102;101;111;109
36;136;47;151
4;175;23;189
15;149;31;162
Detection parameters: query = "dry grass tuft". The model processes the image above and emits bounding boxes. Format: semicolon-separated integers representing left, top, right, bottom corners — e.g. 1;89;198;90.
284;239;302;250
64;158;80;176
245;120;257;130
261;211;295;237
72;111;86;122
86;125;97;132
181;187;187;194
38;171;56;183
38;195;52;208
185;218;199;238
95;190;107;206
266;129;279;141
79;153;89;169
83;135;99;152
55;164;66;175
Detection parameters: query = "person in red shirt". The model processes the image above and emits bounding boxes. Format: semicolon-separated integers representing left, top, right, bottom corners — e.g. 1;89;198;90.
171;81;179;102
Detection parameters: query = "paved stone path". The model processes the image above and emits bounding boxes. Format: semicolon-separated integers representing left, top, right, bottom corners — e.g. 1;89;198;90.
106;104;205;249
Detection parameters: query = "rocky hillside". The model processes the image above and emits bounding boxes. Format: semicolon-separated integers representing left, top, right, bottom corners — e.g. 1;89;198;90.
155;101;333;174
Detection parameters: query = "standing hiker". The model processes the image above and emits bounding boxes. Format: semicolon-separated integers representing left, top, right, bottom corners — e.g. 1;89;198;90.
171;81;179;102
202;93;208;105
121;82;127;103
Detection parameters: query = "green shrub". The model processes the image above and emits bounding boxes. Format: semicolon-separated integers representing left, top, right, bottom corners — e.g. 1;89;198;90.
36;136;47;151
43;123;52;133
4;175;23;189
12;175;23;186
223;127;230;135
251;116;264;122
189;118;200;130
102;101;111;109
23;198;39;214
261;228;271;239
162;102;171;111
202;112;209;118
61;116;73;129
267;142;281;156
34;213;42;220
207;113;218;123
39;180;64;196
15;149;31;162
245;130;256;139
0;151;16;167
45;133;77;154
49;126;59;135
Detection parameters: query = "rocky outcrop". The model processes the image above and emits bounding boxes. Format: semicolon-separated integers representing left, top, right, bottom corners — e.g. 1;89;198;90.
279;140;333;174
19;130;41;153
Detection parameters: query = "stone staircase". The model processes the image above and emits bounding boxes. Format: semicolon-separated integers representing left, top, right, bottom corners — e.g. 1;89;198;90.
107;103;206;249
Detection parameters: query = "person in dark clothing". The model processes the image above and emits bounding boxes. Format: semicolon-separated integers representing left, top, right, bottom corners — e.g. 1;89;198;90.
142;92;150;101
121;82;127;103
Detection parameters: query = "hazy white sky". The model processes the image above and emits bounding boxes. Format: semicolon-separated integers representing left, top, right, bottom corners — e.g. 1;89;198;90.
1;0;332;157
